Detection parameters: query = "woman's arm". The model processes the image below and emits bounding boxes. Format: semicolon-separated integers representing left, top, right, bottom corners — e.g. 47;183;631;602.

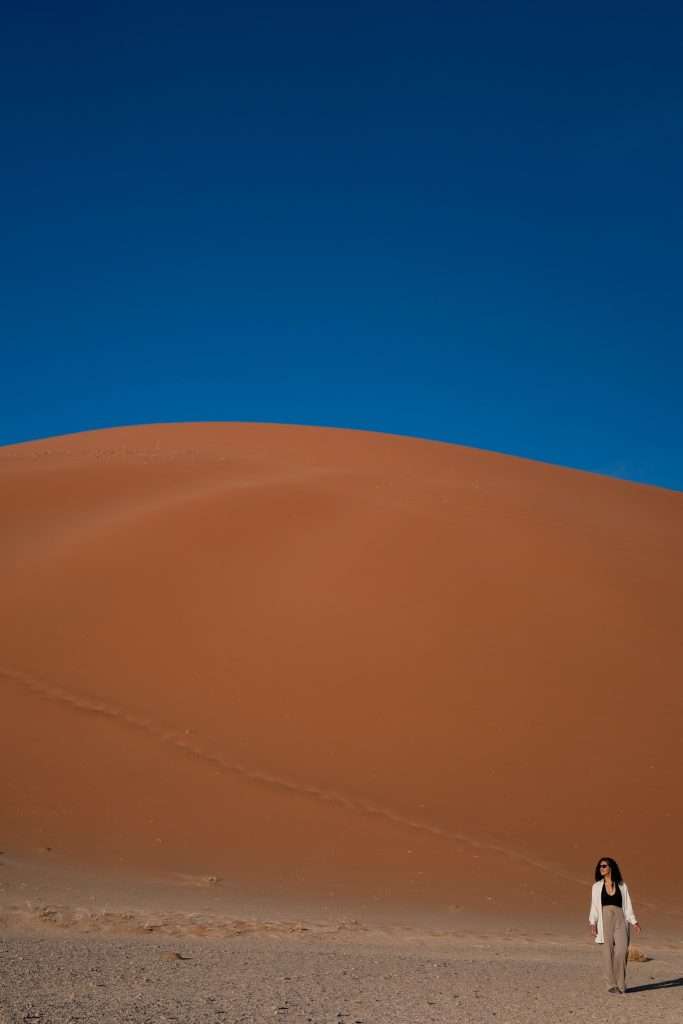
589;884;599;934
622;884;642;934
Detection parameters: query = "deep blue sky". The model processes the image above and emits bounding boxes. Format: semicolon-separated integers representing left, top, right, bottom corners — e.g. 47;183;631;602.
2;2;682;489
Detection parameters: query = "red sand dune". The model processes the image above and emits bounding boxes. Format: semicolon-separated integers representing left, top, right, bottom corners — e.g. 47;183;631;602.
1;423;681;920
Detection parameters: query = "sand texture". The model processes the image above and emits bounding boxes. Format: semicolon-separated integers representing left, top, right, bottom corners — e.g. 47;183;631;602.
2;926;683;1024
1;422;682;926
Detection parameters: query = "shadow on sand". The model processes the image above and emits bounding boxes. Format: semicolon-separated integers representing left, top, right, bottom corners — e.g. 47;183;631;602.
628;977;683;994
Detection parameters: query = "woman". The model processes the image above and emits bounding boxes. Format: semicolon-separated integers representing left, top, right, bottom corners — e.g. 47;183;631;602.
589;857;641;994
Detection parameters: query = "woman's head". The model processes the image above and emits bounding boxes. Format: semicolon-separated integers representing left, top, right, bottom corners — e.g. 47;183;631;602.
595;857;624;883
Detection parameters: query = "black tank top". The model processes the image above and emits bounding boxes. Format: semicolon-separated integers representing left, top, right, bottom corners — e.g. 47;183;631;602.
601;882;623;907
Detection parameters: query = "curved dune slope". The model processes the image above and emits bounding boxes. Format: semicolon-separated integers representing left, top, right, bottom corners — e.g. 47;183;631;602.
1;424;681;915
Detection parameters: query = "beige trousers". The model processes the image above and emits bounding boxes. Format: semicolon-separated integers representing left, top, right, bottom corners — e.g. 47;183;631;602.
602;905;629;991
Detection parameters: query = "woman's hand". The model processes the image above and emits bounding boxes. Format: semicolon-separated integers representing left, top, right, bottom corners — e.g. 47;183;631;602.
633;922;641;936
590;924;598;937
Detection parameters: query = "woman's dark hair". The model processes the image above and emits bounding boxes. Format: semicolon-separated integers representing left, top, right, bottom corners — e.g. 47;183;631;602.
594;857;624;884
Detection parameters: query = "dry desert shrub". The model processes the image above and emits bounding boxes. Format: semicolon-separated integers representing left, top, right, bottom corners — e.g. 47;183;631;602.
628;946;651;962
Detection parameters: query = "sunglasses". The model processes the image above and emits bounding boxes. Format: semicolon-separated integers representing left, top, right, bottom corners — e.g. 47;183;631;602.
599;863;610;869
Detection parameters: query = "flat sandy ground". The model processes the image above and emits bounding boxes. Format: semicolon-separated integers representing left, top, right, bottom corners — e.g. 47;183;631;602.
2;924;683;1024
2;857;682;1024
